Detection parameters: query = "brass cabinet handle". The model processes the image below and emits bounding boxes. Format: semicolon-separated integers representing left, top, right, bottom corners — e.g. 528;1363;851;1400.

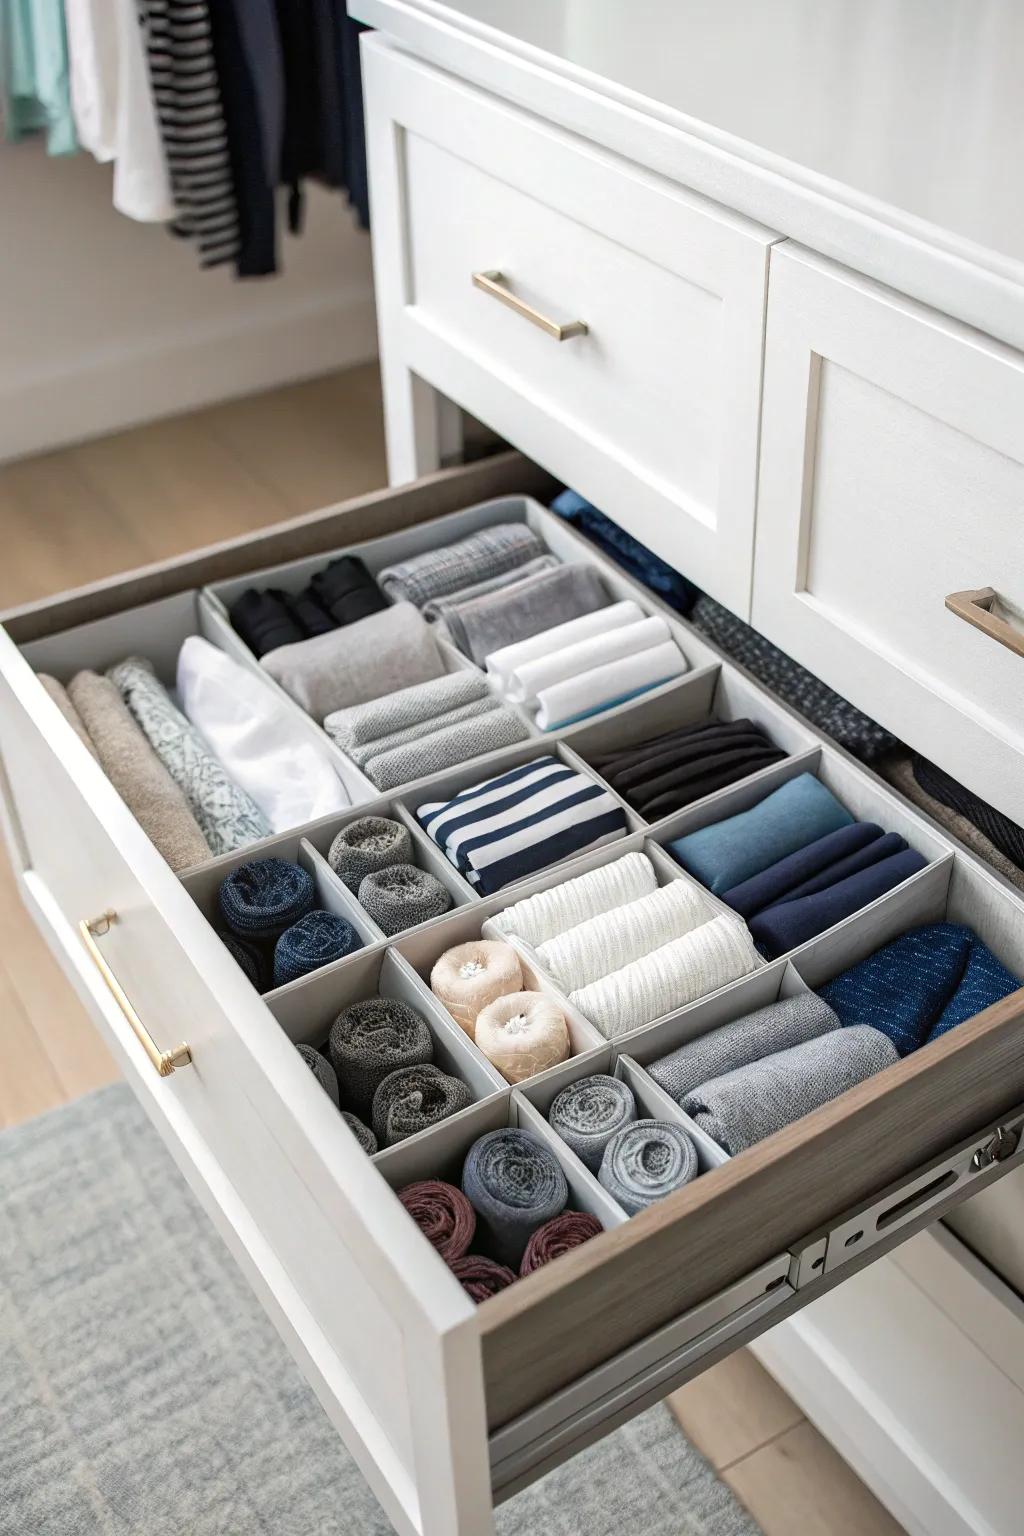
471;270;588;341
79;912;192;1077
945;587;1024;659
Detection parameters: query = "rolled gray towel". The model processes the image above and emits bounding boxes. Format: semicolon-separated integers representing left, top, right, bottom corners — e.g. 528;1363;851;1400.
683;1024;900;1155
328;998;434;1118
347;697;497;769
341;1111;378;1156
356;863;453;936
260;602;445;719
548;1075;637;1173
648;994;839;1105
364;706;529;792
324;670;491;756
295;1043;340;1106
461;1128;568;1267
598;1120;698;1215
328;816;413;893
378;522;546;607
371;1064;473;1147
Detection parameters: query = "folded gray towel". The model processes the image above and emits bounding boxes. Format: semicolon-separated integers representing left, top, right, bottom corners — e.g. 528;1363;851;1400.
345;698;497;769
454;564;610;666
324;670;491;757
356;863;452;936
462;1127;569;1267
260;602;445;719
364;706;529;791
548;1075;638;1173
328;816;413;893
295;1043;340;1106
371;1063;473;1147
341;1111;378;1156
598;1120;698;1215
648;994;839;1105
683;1024;899;1154
379;522;546;607
328;997;434;1117
423;554;560;626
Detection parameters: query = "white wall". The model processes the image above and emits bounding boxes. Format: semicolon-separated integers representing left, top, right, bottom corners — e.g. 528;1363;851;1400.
0;141;378;463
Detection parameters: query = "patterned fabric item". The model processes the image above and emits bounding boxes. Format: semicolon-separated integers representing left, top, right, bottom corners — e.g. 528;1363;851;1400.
218;857;315;941
272;911;361;988
110;656;271;854
549;491;701;615
913;755;1024;874
598;1120;698;1214
378;522;546;607
328;816;413;893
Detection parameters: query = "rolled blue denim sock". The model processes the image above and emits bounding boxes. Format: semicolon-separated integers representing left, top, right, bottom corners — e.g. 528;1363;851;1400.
272;910;361;988
218;857;315;941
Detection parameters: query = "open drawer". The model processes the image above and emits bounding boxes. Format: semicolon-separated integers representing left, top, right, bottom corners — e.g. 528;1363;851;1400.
2;451;1024;1536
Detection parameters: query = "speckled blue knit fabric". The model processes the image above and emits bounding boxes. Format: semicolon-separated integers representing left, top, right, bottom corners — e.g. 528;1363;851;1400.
218;858;315;941
272;911;361;988
819;922;1021;1055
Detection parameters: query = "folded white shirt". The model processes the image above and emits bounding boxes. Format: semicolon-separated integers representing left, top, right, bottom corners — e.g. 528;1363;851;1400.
506;614;672;706
485;600;643;693
177;636;349;834
536;638;689;730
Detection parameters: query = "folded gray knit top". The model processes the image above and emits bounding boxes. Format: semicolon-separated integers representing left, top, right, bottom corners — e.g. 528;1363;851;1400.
378;522;547;607
324;670;491;754
454;563;610;667
648;993;839;1105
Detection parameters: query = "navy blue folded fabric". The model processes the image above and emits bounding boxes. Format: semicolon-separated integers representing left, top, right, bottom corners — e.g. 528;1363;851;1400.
550;490;700;616
272;910;362;988
722;823;887;918
819;922;1022;1055
749;847;927;958
218;857;315;941
220;931;269;991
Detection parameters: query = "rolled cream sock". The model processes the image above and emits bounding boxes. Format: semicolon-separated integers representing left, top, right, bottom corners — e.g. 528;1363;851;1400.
341;1112;378;1156
549;1074;637;1173
38;674;99;759
599;1120;699;1215
489;851;658;948
474;992;571;1083
570;913;759;1039
324;670;490;755
487;600;643;694
295;1043;340;1106
430;940;523;1037
536;639;690;731
357;863;452;936
461;1127;568;1267
520;1212;603;1275
260;602;445;719
503;614;671;706
328;816;413;893
537;879;713;993
371;1064;473;1147
398;1180;476;1263
328;997;434;1118
450;1254;517;1303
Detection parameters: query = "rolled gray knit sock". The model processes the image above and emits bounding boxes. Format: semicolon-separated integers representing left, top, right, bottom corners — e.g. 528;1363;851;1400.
364;707;529;792
598;1120;698;1215
329;997;434;1117
371;1064;473;1147
683;1024;899;1154
324;671;490;755
462;1128;569;1268
295;1043;340;1106
548;1075;638;1174
357;863;452;936
328;817;413;893
341;1111;378;1156
648;994;839;1105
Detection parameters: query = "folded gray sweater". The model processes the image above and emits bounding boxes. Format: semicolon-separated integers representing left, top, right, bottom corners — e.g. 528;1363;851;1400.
648;993;839;1104
260;602;445;719
454;564;610;666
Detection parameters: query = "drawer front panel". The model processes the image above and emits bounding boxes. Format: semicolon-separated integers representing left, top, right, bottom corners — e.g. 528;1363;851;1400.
363;37;776;615
753;245;1024;825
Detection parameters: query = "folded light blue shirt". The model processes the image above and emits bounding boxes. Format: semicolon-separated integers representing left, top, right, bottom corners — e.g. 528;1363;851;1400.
669;772;853;894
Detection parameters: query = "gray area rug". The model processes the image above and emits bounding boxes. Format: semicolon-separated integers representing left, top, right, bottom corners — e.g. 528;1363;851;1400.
0;1084;760;1536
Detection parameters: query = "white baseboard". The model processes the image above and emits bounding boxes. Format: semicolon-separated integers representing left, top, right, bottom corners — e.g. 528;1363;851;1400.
0;285;378;465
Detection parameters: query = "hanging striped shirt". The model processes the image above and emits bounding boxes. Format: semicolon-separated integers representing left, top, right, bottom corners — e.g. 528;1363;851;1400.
142;0;239;268
417;755;629;896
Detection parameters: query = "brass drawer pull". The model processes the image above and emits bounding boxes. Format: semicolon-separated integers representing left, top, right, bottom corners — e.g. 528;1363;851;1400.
471;270;588;341
945;586;1024;658
79;912;192;1077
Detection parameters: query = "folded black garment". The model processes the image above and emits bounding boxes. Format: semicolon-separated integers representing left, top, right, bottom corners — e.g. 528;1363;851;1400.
281;587;336;637
594;716;786;817
230;588;307;656
748;847;927;958
309;555;388;627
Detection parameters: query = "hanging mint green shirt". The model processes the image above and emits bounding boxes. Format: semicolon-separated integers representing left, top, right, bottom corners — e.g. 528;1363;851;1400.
1;0;77;155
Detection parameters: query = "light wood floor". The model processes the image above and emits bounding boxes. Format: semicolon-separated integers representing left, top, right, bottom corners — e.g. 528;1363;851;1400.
0;364;904;1536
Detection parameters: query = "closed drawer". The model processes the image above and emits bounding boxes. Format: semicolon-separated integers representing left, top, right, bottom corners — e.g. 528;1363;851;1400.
753;244;1024;827
4;452;1024;1536
363;37;777;617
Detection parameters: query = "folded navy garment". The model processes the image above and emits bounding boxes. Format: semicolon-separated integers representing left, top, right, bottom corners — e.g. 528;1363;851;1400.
722;823;889;918
218;858;315;941
819;922;1022;1055
220;930;269;991
309;555;388;628
748;847;927;958
550;491;700;616
272;910;362;988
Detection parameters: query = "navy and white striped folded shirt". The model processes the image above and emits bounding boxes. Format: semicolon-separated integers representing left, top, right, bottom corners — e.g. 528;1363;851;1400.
416;755;628;896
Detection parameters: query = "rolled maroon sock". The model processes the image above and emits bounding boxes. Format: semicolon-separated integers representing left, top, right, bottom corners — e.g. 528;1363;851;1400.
519;1211;603;1276
451;1254;517;1303
398;1179;476;1263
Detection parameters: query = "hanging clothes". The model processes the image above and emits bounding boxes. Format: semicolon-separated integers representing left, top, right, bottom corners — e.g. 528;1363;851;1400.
207;0;283;276
1;0;77;154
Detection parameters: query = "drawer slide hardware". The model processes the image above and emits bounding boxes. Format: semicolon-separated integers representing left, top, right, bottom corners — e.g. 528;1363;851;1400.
79;911;193;1077
471;270;588;341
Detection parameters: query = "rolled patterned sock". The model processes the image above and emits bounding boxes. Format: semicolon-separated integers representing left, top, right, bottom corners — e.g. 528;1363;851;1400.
648;994;839;1104
218;857;315;941
598;1120;698;1215
520;1212;603;1275
397;1179;476;1262
371;1064;473;1147
462;1128;568;1267
341;1112;378;1156
537;879;713;993
220;931;270;992
357;864;453;936
295;1042;340;1105
489;851;658;948
328;816;414;893
272;910;362;988
450;1254;517;1303
308;555;387;626
229;588;305;656
549;1074;637;1173
378;522;547;608
328;997;434;1117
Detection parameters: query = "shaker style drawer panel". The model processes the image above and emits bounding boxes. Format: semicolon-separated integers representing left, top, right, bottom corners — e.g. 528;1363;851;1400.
753;245;1024;827
362;36;777;617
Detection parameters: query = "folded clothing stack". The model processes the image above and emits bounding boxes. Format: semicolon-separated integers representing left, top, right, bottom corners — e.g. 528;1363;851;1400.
486;599;690;731
324;670;528;791
328;815;452;937
229;555;387;656
492;851;758;1039
416;754;629;895
217;856;362;991
380;522;548;609
593;716;786;819
430;939;570;1083
670;772;928;958
819;921;1022;1055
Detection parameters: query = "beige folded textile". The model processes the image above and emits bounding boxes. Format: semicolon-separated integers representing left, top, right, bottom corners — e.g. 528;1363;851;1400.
38;674;99;760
